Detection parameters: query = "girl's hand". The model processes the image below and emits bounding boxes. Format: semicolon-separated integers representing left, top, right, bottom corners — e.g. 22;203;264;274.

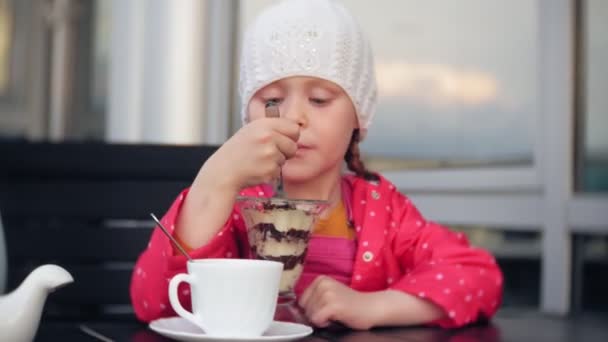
200;117;300;192
174;117;299;249
298;276;381;330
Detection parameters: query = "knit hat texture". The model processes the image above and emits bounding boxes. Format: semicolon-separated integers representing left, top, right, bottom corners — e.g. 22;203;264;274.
238;0;378;138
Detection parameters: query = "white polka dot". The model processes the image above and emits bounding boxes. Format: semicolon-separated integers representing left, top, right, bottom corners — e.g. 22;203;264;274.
418;292;426;298
183;289;190;296
375;261;381;267
148;242;152;249
143;301;148;309
391;221;397;228
478;290;484;297
386;205;391;211
362;241;369;247
387;277;393;284
360;200;366;205
136;267;142;275
355;274;362;281
429;261;436;266
449;311;456;318
456;233;464;239
422;243;428;249
480;269;486;275
233;214;239;220
370;211;376;217
384;230;388;235
160;304;166;310
179;194;184;201
436;273;444;280
465;294;472;302
161;251;166;257
218;231;224;236
356;226;362;232
444;288;451;295
170;224;175;231
389;184;394;190
258;191;264;196
459;279;465;286
410;279;417;284
416;220;423;227
226;252;232;258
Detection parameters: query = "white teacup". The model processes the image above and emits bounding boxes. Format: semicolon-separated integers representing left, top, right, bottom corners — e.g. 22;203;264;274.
168;258;283;337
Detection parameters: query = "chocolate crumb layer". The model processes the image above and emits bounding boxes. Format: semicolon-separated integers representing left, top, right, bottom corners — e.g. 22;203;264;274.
261;201;297;211
251;250;307;270
253;223;311;242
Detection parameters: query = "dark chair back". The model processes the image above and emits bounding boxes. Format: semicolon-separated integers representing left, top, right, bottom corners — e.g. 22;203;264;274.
0;141;217;319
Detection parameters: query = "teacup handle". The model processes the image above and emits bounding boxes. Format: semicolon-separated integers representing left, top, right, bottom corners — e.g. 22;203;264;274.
168;273;209;332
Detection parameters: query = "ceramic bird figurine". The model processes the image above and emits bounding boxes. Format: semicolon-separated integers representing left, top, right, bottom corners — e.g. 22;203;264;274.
0;264;73;342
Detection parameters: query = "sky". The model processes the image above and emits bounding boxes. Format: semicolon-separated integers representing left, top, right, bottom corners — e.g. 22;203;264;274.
240;0;608;161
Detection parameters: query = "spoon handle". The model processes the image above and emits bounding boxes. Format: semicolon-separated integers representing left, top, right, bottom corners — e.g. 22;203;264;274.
265;101;286;198
150;213;193;261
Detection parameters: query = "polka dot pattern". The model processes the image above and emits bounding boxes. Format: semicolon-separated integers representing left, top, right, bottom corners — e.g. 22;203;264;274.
130;179;503;328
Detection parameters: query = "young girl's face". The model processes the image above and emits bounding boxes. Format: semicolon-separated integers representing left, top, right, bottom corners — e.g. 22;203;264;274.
248;76;357;183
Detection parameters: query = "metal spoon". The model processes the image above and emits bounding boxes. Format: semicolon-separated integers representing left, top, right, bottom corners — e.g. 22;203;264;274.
150;213;193;262
265;100;286;198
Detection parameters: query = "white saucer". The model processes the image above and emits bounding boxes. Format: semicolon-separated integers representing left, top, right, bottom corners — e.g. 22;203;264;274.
149;317;313;342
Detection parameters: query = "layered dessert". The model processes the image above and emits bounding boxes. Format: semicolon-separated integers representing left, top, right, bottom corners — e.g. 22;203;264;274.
237;197;326;295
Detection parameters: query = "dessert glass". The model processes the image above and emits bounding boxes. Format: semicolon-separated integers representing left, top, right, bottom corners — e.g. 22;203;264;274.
236;196;328;323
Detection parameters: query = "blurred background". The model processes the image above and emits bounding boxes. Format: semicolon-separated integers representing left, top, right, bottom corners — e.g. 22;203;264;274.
0;0;606;315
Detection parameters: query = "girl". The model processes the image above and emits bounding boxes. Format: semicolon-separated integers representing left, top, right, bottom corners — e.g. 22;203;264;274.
131;0;502;330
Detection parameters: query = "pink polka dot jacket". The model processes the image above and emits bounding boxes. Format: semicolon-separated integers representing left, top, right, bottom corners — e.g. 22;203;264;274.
130;174;503;328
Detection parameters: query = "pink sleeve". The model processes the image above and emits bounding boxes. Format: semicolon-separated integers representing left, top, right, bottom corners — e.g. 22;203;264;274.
129;188;248;322
388;194;503;328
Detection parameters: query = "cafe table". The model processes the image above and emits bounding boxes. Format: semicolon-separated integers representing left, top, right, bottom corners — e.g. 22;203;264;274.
35;308;608;342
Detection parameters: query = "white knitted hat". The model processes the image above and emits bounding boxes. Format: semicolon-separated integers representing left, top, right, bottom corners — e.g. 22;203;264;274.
238;0;378;139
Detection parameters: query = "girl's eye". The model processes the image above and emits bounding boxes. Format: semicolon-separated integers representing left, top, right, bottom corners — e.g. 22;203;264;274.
310;98;328;105
264;98;283;106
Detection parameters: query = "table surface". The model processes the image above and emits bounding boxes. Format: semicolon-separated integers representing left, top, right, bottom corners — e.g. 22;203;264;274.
36;309;608;342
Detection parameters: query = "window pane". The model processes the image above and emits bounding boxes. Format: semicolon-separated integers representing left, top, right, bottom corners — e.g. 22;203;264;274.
239;0;537;169
582;0;608;192
573;234;608;313
91;0;110;117
0;0;12;96
66;0;110;140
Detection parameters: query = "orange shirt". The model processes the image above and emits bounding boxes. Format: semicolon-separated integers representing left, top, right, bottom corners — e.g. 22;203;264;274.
313;201;355;239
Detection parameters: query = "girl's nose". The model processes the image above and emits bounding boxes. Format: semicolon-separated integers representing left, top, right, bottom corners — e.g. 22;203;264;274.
282;101;307;127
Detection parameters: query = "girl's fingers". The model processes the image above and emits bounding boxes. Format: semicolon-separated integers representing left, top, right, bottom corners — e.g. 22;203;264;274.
269;118;301;142
273;133;298;159
309;304;335;328
298;275;326;310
